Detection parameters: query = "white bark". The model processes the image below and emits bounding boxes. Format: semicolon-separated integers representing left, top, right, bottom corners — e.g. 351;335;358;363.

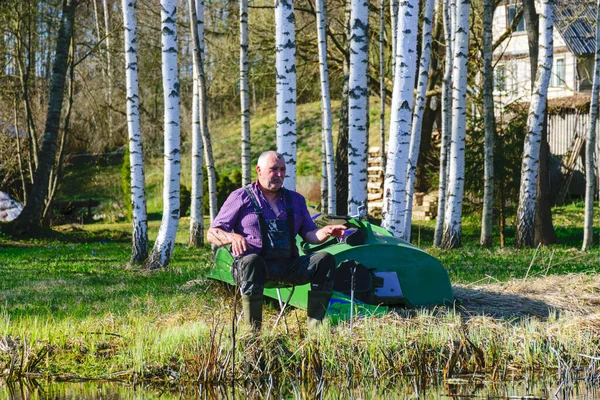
122;0;148;264
146;0;180;269
275;0;297;190
402;0;435;241
515;0;553;248
480;0;495;247
381;0;419;236
316;0;335;214
582;0;599;251
190;0;218;223
240;0;251;186
434;0;454;247
347;0;369;216
440;0;470;249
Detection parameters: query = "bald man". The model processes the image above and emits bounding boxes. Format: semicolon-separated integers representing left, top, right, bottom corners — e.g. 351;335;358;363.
208;151;346;330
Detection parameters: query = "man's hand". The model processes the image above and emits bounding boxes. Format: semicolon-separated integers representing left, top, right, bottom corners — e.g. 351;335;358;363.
207;227;248;257
229;233;248;257
305;224;347;244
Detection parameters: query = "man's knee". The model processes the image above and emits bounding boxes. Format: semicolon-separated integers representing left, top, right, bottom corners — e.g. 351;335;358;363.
233;253;267;294
310;252;336;289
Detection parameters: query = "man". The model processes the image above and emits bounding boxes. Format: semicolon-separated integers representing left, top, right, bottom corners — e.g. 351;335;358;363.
207;151;346;330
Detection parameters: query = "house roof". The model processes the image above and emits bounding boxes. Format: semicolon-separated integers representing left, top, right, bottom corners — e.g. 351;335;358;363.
553;0;598;56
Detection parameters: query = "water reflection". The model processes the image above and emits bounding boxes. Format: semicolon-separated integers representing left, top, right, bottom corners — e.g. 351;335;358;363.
1;377;598;399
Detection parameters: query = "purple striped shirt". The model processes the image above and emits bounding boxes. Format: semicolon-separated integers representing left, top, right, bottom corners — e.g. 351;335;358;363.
211;182;317;256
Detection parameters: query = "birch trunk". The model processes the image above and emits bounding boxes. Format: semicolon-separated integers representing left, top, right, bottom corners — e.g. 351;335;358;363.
382;0;419;235
402;0;435;241
316;0;335;214
240;0;251;186
440;0;470;250
145;0;181;269
582;0;600;251
275;0;297;190
515;0;553;248
13;100;27;204
433;0;454;247
347;0;369;216
190;0;218;223
189;2;205;246
480;0;495;247
122;0;148;262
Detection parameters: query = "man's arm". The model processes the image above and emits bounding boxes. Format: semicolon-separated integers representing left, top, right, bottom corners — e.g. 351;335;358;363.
303;224;347;245
207;227;248;257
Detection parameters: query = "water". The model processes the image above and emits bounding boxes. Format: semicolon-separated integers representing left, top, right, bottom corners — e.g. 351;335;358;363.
0;377;598;399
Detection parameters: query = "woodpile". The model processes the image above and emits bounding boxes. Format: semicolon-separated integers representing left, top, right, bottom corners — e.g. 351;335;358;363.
366;147;437;220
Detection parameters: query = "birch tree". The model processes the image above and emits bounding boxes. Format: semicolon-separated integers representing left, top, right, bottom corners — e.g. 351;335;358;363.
240;0;251;186
316;0;335;214
275;0;297;190
480;0;495;247
515;0;553;248
190;0;218;223
189;61;204;247
347;0;369;216
402;0;435;241
122;0;148;263
434;0;454;247
145;0;181;269
381;0;419;236
440;0;470;250
188;0;206;246
582;0;600;251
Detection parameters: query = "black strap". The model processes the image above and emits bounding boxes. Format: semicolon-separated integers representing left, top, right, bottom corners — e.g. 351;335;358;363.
244;185;295;258
282;188;295;250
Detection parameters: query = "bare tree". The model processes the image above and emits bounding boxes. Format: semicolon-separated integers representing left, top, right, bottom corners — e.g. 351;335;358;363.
275;0;297;190
441;0;470;249
240;0;251;186
347;0;369;216
3;0;77;234
582;0;600;251
480;0;495;247
122;0;148;263
515;0;553;248
144;0;181;269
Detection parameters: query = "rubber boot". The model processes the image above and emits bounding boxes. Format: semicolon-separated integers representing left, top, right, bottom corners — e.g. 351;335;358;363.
307;290;332;330
242;294;263;331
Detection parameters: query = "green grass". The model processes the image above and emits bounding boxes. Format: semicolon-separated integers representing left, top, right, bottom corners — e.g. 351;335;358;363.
1;202;598;384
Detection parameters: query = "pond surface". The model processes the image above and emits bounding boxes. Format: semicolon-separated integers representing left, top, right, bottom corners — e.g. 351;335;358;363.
0;378;598;399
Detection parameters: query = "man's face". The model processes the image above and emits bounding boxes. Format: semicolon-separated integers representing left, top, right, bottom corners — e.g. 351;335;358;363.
257;156;286;192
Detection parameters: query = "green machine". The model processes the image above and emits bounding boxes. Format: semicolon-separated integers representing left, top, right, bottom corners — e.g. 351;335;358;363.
207;212;454;322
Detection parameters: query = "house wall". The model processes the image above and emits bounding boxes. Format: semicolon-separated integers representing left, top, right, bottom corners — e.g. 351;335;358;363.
492;1;579;104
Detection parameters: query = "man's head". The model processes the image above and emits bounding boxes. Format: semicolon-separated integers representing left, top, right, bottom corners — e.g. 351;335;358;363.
256;151;286;193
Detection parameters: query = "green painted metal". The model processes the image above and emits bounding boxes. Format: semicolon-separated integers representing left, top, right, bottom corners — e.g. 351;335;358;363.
206;217;453;321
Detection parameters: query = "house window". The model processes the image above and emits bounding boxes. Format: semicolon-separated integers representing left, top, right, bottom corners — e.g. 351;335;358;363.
495;64;506;92
507;5;526;32
551;58;566;87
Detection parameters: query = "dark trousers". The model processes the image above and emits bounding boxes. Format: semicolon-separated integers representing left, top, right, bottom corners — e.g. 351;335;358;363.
232;252;336;296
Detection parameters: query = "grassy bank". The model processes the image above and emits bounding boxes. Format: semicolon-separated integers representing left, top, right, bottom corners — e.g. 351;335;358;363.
0;204;599;386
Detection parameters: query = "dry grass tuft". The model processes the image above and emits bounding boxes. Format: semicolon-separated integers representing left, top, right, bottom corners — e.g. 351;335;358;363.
454;273;600;319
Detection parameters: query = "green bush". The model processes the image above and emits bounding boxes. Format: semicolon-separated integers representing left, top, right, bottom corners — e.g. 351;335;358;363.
180;184;191;217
